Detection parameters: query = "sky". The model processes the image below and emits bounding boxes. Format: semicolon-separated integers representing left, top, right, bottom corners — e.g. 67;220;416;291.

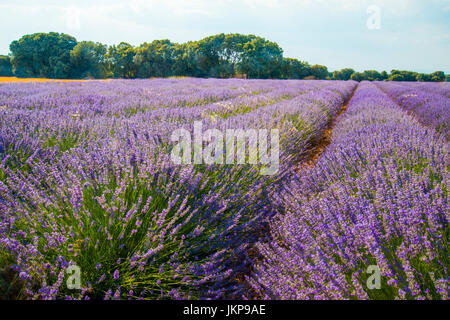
0;0;449;73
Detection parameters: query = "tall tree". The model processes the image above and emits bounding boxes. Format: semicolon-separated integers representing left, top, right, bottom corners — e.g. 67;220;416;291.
310;64;329;80
238;37;283;79
9;32;77;78
416;73;431;82
281;58;311;79
172;42;198;77
380;71;389;80
430;71;445;82
350;72;365;82
388;70;418;82
0;55;13;76
134;40;176;78
106;42;137;78
362;70;382;81
70;41;108;79
332;68;355;80
192;34;227;77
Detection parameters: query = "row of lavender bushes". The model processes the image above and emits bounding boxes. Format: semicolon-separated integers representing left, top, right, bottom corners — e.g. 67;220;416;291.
0;79;356;299
375;81;450;139
247;82;448;300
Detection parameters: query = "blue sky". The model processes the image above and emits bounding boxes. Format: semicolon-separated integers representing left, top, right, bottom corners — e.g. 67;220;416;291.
0;0;449;73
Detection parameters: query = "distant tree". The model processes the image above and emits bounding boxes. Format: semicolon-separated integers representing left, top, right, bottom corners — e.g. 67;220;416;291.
220;34;256;77
281;58;311;79
9;32;77;78
134;40;176;78
0;55;13;76
106;42;137;78
388;70;417;82
191;33;266;78
416;73;431;82
388;74;405;81
172;42;198;77
350;72;365;82
446;74;450;82
222;34;251;63
362;70;382;81
191;34;229;77
238;37;283;79
7;32;444;82
70;41;108;79
430;71;445;82
310;64;328;80
332;68;355;80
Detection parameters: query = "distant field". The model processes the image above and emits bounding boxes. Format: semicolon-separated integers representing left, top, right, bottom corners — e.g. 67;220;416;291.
0;78;448;300
0;77;87;83
0;77;186;83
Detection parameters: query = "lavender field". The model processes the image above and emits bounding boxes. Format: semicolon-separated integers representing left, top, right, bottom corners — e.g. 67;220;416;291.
0;79;448;300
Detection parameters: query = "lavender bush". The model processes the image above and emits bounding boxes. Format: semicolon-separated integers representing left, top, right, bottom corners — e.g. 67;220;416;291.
375;81;450;139
248;82;448;300
0;78;357;299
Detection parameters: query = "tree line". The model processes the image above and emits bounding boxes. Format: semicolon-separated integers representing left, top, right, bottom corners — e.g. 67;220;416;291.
0;32;448;82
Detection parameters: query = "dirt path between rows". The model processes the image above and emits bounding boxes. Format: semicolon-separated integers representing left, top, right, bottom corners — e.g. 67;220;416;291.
239;83;359;299
299;84;358;170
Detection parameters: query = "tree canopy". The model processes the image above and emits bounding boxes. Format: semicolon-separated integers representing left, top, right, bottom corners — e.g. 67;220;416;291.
0;55;13;76
9;32;77;78
70;41;109;79
4;32;448;82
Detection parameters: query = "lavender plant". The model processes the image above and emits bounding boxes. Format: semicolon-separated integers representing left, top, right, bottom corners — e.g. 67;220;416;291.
0;78;357;299
375;81;450;139
247;82;448;300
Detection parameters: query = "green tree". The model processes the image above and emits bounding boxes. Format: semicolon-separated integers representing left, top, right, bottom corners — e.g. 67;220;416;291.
362;70;382;81
9;32;77;78
106;42;137;78
310;64;329;80
416;73;431;82
350;72;365;82
388;70;417;82
0;55;13;76
281;58;311;79
70;41;108;79
134;40;176;78
238;37;283;79
220;34;257;77
388;74;405;81
191;33;255;78
332;68;355;80
192;34;226;77
430;71;445;82
172;42;198;77
380;71;389;80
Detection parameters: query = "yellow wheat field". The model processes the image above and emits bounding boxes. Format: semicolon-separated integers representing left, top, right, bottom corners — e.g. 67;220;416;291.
0;77;116;83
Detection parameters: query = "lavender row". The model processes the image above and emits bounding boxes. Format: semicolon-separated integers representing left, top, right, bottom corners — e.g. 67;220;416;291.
247;82;449;300
0;79;356;299
375;81;450;139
